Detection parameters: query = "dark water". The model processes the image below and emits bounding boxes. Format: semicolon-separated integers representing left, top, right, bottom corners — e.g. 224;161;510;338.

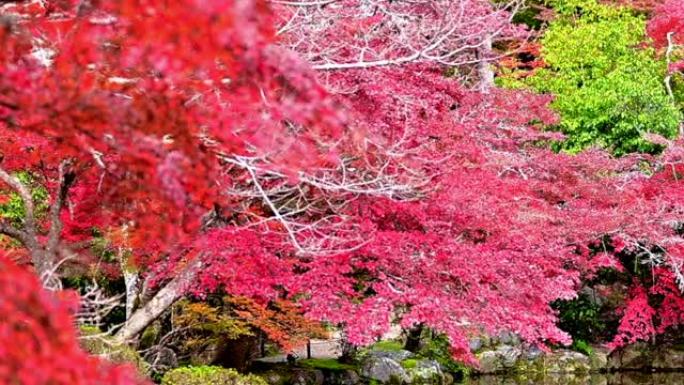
468;372;684;385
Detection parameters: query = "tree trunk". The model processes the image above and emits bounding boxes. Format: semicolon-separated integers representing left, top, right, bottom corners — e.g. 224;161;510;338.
339;334;357;363
404;323;424;352
114;258;201;343
123;270;139;321
477;35;494;93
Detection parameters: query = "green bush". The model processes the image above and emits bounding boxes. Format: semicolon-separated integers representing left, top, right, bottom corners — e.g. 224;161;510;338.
161;366;268;385
501;0;682;155
0;171;49;224
571;339;594;356
418;334;469;376
552;293;606;344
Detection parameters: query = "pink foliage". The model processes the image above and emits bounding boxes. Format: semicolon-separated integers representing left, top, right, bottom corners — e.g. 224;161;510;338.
647;0;684;47
607;286;656;350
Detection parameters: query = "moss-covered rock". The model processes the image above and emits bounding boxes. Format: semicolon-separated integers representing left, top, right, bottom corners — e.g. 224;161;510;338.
544;350;591;374
161;366;268;385
589;347;609;371
291;369;325;385
298;358;356;372
609;343;684;370
653;347;684;369
360;355;409;384
139;321;162;350
259;370;291;385
79;325;148;375
404;359;445;384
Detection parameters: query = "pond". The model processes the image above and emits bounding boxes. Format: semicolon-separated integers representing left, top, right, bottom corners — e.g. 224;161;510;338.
468;372;684;385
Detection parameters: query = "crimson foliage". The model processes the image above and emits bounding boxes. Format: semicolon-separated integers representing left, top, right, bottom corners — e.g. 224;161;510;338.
0;254;148;385
0;0;682;378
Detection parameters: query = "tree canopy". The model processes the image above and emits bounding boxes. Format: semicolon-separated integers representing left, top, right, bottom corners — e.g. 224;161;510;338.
0;0;683;383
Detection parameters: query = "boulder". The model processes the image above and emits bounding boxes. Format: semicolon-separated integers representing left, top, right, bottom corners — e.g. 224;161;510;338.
652;347;684;370
405;359;445;384
544;350;591;373
608;343;684;370
608;342;652;370
361;355;409;384
495;332;521;346
589;347;609;371
469;338;484;352
498;346;522;369
474;346;522;374
260;371;289;385
143;347;179;376
372;349;415;362
523;345;544;361
476;347;593;375
477;350;503;374
291;369;324;385
326;369;361;385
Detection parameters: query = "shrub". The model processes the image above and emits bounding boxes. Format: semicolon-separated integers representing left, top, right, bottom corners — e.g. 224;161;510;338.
161;366;268;385
501;0;682;155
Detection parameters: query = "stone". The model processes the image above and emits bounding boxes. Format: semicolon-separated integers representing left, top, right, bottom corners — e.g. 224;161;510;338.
589;347;609;371
497;346;522;368
143;347;178;376
469;338;483;352
608;342;652;370
372;349;415;362
496;332;521;346
653;347;684;369
189;342;222;366
475;345;523;374
477;351;503;374
544;350;591;373
361;356;410;384
292;369;325;385
579;286;604;307
405;359;445;384
523;345;544;360
261;371;289;385
326;369;361;385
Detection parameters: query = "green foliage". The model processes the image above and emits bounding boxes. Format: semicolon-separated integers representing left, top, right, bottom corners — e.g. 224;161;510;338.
418;334;470;376
173;300;254;354
571;339;594;356
370;340;404;352
510;0;547;30
161;366;267;385
298;358;355;371
0;172;49;223
552;292;606;343
502;0;682;155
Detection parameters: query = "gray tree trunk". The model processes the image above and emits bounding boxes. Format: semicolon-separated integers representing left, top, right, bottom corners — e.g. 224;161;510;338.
478;35;494;93
114;258;202;343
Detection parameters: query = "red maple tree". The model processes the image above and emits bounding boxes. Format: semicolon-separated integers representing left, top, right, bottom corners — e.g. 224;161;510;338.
0;0;682;378
0;254;148;385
